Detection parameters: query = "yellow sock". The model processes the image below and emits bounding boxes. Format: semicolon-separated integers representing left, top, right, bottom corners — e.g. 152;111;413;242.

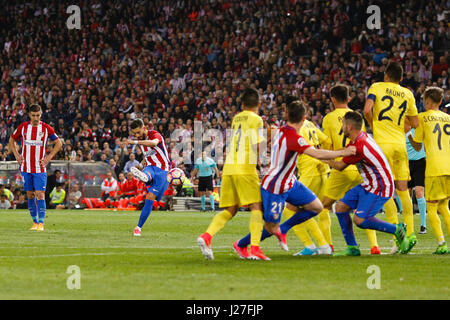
292;222;314;247
438;199;450;235
206;210;233;237
318;208;332;245
384;198;398;240
305;218;328;247
427;202;445;243
397;190;414;236
250;210;264;247
365;229;378;248
283;207;314;246
384;197;398;224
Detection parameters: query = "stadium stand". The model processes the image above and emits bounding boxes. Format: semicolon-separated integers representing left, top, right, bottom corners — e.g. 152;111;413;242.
0;0;448;209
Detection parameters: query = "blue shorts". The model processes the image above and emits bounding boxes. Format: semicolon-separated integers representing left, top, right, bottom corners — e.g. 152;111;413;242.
340;185;390;218
286;180;317;207
261;187;289;224
22;172;47;192
142;166;169;202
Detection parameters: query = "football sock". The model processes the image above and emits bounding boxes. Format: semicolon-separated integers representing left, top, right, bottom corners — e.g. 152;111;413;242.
358;217;396;234
137;199;154;228
336;211;357;246
397;190;414;236
365;229;379;247
305;218;328;247
250;210;264;247
427;201;444;243
417;196;427;228
37;199;46;224
384;197;399;224
280;209;318;234
205;209;233;237
293;221;314;247
201;196;206;211
283;207;314;247
318;208;332;245
209;194;215;211
28;198;37;223
437;199;450;234
395;195;403;212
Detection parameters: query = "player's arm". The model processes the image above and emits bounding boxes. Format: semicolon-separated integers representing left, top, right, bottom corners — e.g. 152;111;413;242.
303;145;356;160
126;138;160;147
363;98;374;131
8;135;23;166
322;159;350;171
405;115;418;129
42;138;62;167
408;121;424;151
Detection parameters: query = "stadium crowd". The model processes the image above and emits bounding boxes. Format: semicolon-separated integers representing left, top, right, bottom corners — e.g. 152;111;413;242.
0;0;448;208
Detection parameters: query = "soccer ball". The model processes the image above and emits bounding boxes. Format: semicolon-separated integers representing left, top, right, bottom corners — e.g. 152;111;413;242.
167;168;185;186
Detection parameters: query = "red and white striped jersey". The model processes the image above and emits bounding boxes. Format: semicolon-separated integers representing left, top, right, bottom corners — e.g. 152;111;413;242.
261;125;311;194
11;121;59;173
342;132;394;198
139;130;170;171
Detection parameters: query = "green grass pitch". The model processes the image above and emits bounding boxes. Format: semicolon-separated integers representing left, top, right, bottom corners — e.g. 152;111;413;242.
0;209;448;300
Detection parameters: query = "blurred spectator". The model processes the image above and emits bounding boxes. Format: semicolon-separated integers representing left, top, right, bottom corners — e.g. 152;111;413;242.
0;194;11;209
49;183;66;209
123;153;139;173
68;184;83;209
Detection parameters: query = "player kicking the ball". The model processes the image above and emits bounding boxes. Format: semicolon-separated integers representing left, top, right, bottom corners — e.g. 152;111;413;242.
123;119;170;236
9;104;63;231
324;111;409;256
233;100;356;260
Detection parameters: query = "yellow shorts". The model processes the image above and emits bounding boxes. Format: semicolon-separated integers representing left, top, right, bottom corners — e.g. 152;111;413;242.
323;169;363;201
378;143;410;181
299;174;328;200
219;174;262;208
425;175;450;201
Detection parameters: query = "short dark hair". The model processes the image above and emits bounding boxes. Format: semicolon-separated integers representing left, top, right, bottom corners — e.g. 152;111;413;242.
343;111;363;131
385;61;403;82
330;84;349;103
285;94;300;105
241;88;260;108
130;118;145;130
423;86;444;104
28;104;42;113
287;100;306;123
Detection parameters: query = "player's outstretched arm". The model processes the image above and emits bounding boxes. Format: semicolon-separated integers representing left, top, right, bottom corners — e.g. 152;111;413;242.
303;145;356;160
322;159;349;171
124;138;159;148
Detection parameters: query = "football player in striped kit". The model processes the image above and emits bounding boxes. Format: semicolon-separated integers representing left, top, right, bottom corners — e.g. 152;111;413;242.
9;104;63;231
124;118;171;237
233;101;356;260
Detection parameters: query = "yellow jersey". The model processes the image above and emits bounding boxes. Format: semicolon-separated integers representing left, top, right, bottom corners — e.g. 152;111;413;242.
413;110;450;177
367;82;418;145
297;119;330;177
222;110;264;176
322;107;365;171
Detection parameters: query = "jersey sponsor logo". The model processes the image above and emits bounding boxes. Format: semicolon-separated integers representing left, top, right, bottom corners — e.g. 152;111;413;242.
144;149;157;157
24;139;44;146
